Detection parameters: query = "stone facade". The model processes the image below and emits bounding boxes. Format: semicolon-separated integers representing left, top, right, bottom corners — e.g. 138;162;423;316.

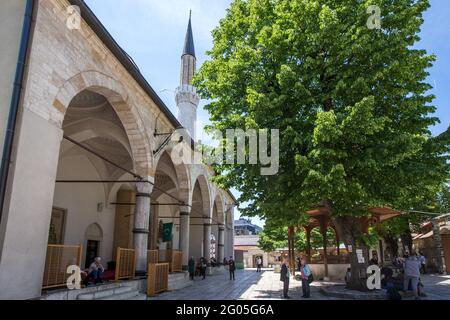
0;0;235;300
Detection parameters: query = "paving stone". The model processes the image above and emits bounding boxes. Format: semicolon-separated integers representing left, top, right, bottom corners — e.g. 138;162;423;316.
147;269;450;301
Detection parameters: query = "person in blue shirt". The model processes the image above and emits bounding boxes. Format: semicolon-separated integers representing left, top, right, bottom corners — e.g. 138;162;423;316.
300;258;312;299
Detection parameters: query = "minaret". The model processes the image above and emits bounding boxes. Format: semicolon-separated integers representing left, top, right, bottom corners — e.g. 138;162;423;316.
175;11;200;141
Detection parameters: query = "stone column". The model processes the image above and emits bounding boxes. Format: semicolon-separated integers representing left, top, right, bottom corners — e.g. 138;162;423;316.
218;224;225;263
179;206;191;270
203;220;212;261
228;206;235;259
432;218;446;274
133;180;153;276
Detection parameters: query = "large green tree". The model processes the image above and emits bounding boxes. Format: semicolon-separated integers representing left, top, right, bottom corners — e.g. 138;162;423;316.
195;0;449;290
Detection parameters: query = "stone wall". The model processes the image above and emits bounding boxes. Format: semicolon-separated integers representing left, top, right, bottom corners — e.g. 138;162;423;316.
0;0;234;299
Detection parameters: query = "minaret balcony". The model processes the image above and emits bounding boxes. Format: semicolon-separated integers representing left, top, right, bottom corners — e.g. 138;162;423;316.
175;85;200;106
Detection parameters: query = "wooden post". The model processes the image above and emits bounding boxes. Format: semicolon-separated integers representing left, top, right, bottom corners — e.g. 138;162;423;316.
305;226;312;261
319;218;329;279
288;226;295;274
335;229;341;262
115;247;121;282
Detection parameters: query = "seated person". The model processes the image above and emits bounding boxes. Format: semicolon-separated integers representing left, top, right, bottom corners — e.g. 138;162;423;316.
385;274;402;300
381;267;394;289
84;257;105;285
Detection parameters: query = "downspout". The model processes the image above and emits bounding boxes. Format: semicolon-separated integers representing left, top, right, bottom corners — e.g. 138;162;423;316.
0;0;35;223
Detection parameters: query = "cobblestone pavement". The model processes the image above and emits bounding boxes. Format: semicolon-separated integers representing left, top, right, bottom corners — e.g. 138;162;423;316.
420;274;450;300
149;269;450;300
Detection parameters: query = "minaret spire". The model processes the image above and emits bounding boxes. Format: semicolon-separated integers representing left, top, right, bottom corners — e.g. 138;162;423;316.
182;10;196;59
176;12;200;141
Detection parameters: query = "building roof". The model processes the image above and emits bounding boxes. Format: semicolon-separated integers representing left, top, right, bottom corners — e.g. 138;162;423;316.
413;231;434;241
234;235;260;247
182;12;196;58
234;218;262;230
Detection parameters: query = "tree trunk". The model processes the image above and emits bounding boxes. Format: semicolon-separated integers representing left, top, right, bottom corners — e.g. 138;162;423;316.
334;216;370;292
400;233;413;255
384;236;399;259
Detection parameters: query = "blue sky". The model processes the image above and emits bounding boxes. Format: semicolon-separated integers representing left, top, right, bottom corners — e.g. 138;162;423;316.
85;0;449;228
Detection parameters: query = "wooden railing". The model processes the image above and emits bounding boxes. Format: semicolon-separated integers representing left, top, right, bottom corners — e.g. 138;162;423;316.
115;248;135;281
171;251;183;273
147;263;169;297
148;250;159;264
42;245;82;289
157;249;183;272
158;249;172;263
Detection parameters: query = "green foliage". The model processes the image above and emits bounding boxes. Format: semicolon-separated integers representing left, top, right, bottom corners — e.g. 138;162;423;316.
195;0;449;226
258;223;289;252
359;227;379;248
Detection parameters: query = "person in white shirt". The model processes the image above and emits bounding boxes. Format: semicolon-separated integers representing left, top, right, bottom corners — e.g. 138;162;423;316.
256;257;262;272
403;253;421;299
84;257;105;285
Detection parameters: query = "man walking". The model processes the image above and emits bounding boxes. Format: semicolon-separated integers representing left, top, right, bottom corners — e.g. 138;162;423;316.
280;259;290;299
228;256;236;281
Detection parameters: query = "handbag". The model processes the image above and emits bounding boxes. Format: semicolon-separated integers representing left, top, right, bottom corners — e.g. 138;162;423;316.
308;273;314;284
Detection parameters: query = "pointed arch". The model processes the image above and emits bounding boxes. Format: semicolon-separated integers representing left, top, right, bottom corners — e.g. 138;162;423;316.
53;71;152;176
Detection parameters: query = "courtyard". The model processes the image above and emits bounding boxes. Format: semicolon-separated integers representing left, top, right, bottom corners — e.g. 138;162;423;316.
149;269;450;301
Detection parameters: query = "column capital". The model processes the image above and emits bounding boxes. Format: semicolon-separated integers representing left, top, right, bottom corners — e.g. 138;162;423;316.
136;178;154;195
179;205;191;214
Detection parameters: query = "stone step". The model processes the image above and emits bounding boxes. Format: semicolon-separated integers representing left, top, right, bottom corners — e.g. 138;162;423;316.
100;290;141;300
126;294;147;301
77;286;135;300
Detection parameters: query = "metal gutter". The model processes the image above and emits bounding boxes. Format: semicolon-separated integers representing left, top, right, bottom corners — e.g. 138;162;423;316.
0;0;35;222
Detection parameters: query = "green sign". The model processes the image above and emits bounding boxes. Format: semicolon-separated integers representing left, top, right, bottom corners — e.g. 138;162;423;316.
163;223;173;242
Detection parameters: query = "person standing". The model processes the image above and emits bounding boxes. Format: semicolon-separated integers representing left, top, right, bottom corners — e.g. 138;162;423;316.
228;256;236;281
403;253;421;299
280;259;290;299
201;257;207;280
300;258;312;298
188;256;196;281
256;257;262;272
419;253;427;274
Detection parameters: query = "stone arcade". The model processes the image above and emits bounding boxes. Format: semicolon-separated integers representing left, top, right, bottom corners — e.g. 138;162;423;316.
0;0;236;300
